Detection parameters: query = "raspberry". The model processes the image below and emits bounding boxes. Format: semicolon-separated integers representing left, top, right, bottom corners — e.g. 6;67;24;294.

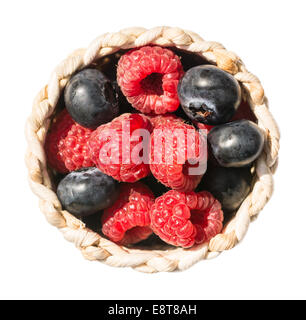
102;182;155;245
89;113;152;182
45;109;94;173
147;114;184;129
149;116;205;191
150;190;223;248
117;46;184;114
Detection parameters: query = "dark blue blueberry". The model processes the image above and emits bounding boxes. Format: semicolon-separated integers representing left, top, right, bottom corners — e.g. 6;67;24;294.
178;65;241;125
57;167;119;217
197;166;253;212
208;120;265;167
64;68;119;129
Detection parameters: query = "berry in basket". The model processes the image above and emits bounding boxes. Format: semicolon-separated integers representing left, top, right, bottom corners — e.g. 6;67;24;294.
150;190;223;248
197;165;253;212
117;46;184;114
178;65;241;125
57;167;119;217
88;113;152;182
149;115;205;192
102;182;154;245
45;109;94;173
208;119;265;167
64;68;119;129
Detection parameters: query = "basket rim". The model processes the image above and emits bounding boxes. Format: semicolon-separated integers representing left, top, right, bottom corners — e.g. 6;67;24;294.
25;26;280;273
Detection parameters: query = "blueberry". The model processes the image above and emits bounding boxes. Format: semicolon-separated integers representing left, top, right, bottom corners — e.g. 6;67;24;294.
64;68;119;129
57;167;119;217
197;166;253;212
208;120;265;167
178;65;241;125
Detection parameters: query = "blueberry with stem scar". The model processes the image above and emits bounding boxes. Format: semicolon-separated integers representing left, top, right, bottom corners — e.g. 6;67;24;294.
178;65;241;125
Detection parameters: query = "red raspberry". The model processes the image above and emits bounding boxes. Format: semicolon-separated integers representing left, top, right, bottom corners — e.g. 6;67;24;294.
147;114;185;129
117;46;184;115
102;182;155;245
45;109;94;173
89;113;152;182
149;117;205;191
150;190;223;248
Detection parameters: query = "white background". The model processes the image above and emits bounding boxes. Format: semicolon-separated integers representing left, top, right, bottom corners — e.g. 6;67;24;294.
0;0;305;300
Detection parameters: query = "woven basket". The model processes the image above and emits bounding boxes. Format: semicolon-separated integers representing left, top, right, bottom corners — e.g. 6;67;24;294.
25;26;280;273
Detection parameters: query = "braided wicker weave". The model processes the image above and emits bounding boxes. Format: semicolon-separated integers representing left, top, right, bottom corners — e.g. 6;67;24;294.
25;26;280;273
